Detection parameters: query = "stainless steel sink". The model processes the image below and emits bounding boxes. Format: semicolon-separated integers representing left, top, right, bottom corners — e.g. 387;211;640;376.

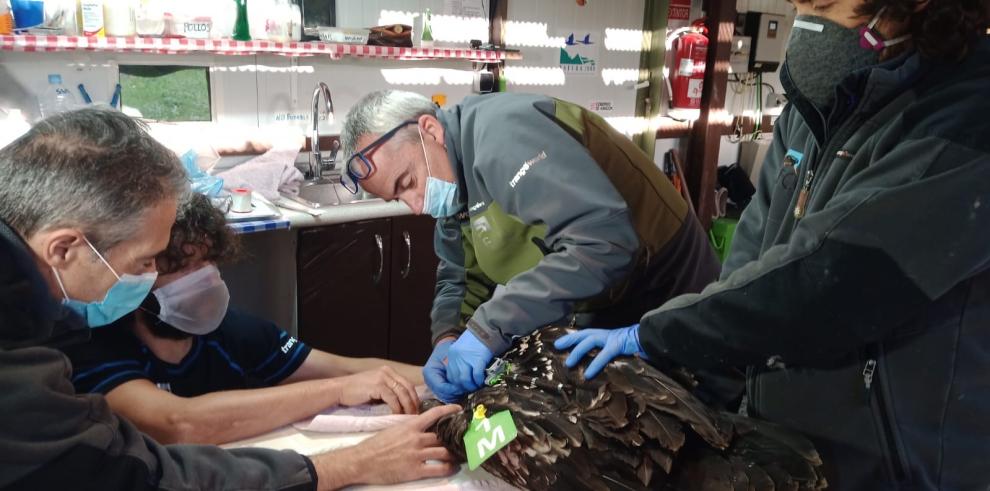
281;175;381;209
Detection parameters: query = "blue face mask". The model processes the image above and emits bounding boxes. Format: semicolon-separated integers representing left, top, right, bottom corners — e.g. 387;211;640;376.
418;126;459;219
52;236;158;327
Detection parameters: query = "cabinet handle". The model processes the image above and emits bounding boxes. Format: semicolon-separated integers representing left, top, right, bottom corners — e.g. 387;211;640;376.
373;233;384;284
400;230;412;279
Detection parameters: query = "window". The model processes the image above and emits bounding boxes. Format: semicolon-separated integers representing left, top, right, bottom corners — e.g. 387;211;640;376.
119;65;211;121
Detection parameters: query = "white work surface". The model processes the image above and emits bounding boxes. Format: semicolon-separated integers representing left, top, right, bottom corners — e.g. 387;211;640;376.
223;425;519;491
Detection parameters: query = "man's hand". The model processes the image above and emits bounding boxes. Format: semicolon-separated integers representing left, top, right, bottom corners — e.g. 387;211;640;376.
554;324;648;379
445;331;494;394
334;366;419;414
423;338;464;402
312;404;462;490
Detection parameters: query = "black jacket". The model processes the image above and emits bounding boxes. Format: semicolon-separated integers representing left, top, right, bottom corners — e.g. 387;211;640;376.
0;220;317;490
638;39;990;489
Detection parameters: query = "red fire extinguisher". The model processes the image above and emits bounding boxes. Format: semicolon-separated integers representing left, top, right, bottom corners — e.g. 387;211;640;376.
667;19;708;110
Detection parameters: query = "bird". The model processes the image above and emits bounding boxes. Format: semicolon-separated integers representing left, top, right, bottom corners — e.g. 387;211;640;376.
423;326;827;491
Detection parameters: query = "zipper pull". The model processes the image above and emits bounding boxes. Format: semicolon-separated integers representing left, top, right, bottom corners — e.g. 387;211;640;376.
863;358;877;391
793;167;815;219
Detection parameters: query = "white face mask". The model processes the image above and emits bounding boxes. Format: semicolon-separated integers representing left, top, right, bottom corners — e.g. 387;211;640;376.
151;264;230;335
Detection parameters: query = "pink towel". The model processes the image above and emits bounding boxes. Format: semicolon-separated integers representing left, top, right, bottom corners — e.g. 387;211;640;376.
216;147;304;201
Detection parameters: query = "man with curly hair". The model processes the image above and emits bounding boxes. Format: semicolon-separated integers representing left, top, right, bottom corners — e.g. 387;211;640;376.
557;0;990;488
63;193;427;445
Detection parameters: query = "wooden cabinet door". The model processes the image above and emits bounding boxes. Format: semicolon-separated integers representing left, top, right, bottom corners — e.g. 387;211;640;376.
387;215;439;365
297;219;391;358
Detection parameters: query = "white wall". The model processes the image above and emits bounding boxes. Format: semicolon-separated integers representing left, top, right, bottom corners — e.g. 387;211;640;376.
0;0;652;144
655;0;794;168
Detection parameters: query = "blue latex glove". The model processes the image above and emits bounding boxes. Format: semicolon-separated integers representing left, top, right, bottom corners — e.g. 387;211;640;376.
423;339;463;402
446;330;495;393
553;324;648;379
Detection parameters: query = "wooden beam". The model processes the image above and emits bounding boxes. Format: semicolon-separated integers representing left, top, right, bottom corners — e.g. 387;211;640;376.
657;114;775;139
489;0;508;90
632;0;671;156
684;0;736;229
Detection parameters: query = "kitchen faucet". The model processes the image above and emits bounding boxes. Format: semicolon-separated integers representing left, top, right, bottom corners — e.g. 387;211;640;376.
310;82;338;181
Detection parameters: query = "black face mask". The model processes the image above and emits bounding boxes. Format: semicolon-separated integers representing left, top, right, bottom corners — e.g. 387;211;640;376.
139;294;193;341
783;8;910;110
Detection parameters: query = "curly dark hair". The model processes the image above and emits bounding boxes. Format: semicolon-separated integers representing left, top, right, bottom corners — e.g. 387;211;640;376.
856;0;990;60
156;193;242;275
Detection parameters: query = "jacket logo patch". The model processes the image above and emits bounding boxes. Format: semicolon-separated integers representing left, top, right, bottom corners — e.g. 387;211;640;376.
509;151;548;188
472;217;495;247
470;201;486;212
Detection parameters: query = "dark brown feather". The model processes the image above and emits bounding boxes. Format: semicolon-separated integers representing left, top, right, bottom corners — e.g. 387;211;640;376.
423;326;827;491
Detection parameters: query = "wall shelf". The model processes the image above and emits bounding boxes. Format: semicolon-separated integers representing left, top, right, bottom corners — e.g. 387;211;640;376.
0;35;521;61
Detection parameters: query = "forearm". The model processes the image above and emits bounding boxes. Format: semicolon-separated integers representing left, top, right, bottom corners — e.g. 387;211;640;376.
640;239;931;370
311;446;367;491
171;378;343;444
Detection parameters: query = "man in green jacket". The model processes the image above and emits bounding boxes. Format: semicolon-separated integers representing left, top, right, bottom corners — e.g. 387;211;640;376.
340;91;720;401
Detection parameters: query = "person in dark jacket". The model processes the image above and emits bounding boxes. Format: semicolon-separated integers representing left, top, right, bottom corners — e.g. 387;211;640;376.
557;1;990;489
0;108;459;490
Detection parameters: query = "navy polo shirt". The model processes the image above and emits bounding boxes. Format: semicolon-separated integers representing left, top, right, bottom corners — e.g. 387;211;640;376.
64;308;311;397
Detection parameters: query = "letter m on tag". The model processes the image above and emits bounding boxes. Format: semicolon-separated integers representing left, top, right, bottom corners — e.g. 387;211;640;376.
463;410;518;470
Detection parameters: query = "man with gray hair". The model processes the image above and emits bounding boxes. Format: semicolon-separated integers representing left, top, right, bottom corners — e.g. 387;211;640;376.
340;91;721;402
0;108;459;490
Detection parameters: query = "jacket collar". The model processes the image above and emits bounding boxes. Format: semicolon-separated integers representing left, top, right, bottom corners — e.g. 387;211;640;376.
0;219;88;350
781;48;923;147
434;106;469;218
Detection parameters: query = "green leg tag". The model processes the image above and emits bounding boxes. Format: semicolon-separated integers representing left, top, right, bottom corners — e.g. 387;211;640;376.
463;408;518;470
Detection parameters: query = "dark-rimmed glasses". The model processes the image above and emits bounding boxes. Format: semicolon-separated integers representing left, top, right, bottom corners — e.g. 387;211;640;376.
343;119;418;194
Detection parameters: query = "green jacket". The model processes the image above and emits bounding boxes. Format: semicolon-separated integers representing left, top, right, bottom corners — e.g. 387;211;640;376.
431;93;719;354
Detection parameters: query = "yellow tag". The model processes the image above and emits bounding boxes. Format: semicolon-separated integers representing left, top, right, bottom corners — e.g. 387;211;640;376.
473;404;487;421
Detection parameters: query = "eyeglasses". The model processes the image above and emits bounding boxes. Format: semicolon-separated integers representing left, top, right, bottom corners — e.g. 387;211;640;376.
343;119;419;194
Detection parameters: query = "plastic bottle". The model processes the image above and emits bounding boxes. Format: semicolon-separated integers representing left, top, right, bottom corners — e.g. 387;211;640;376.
78;0;105;36
134;0;164;36
231;0;249;40
11;0;45;29
45;0;80;35
420;8;434;48
0;1;14;34
104;0;135;36
38;74;79;119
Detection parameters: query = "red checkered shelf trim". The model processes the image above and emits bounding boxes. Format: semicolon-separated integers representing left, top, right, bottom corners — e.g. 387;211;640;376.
0;35;519;61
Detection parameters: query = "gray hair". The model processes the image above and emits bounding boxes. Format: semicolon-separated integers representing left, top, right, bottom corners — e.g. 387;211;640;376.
0;108;188;251
339;90;438;161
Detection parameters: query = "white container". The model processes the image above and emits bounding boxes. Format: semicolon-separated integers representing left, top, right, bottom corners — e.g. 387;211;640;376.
264;0;288;42
209;0;235;39
79;0;105;36
104;0;135;37
317;27;369;44
247;0;269;40
164;0;212;39
38;74;79;119
135;0;165;36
